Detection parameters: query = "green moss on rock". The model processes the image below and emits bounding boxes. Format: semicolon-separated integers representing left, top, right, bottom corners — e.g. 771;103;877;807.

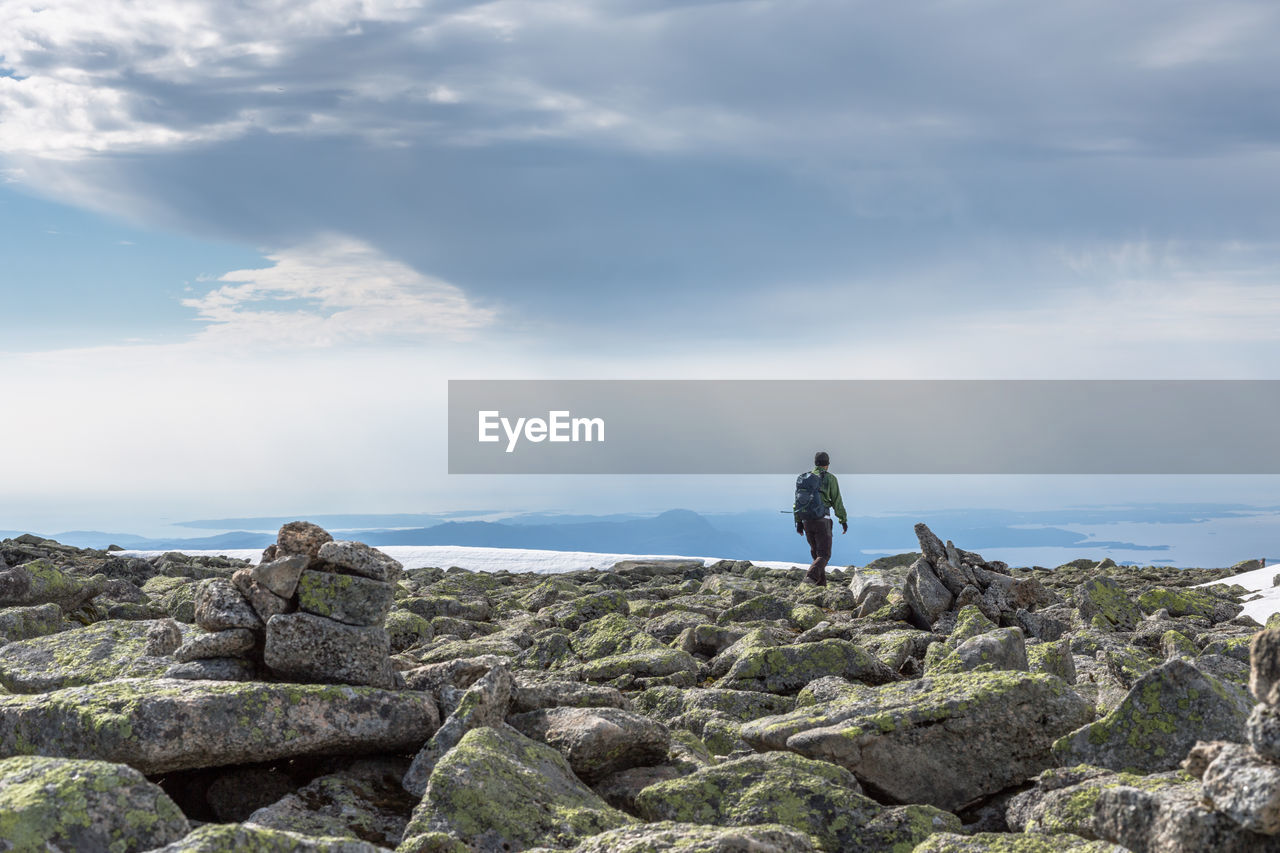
0;754;189;853
403;725;632;852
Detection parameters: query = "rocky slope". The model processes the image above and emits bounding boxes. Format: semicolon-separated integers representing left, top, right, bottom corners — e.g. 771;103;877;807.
0;522;1273;851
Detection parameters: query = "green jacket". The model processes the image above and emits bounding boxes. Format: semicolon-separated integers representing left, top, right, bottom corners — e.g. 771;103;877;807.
799;467;848;525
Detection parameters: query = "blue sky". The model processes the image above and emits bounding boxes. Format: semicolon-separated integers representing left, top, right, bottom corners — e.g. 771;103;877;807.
2;0;1279;536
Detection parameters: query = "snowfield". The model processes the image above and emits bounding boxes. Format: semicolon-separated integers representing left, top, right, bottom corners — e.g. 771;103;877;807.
120;545;808;575
1198;562;1280;624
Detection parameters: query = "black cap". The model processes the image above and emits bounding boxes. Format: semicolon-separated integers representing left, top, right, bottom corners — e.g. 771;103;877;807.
814;451;830;467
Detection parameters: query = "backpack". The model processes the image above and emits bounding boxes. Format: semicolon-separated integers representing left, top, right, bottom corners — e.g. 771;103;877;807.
793;470;828;522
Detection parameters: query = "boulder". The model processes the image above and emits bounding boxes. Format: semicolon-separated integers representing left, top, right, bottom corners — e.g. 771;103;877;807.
145;618;184;656
400;725;633;852
0;602;64;642
233;565;294;618
0;677;438;774
296;569;395;626
0;559;104;611
1075;576;1144;631
173;627;256;662
1006;765;1190;839
508;706;670;783
403;665;512;797
511;680;630;714
913;833;1125;851
1092;780;1277;853
275;520;334;558
573;648;699;683
148;823;387;852
250;555;311;599
563;822;818;852
0;755;189;852
165;657;258;681
247;764;417;848
1252;629;1280;703
757;671;1092;811
1053;659;1250;773
715;639;896;694
930;628;1029;675
264;612;396;689
193;578;261;632
1202;741;1280;835
317;539;404;583
0;619;175;693
635;751;883;852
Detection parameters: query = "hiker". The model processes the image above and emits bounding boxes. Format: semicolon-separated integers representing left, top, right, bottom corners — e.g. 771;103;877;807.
793;450;848;587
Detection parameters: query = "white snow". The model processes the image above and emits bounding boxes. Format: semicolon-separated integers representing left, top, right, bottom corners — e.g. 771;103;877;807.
119;545;808;575
1197;562;1280;624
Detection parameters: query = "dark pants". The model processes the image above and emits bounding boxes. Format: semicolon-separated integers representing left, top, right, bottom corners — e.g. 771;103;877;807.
802;517;833;585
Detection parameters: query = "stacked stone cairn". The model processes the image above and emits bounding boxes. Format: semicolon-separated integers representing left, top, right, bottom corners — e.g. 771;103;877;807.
164;521;402;689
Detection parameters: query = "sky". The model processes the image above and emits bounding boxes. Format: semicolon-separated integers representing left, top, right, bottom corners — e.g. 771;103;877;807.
2;0;1279;537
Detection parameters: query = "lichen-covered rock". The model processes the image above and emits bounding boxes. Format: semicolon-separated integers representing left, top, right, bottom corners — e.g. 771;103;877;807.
385;610;434;653
930;628;1029;675
193;578;261;631
0;602;64;642
1201;741;1280;835
717;593;792;624
562;821;818;853
765;671;1092;811
538;590;630;630
856;629;937;674
173;627;256;662
1006;764;1191;839
1074;576;1144;631
403;665;512;797
1092;780;1278;853
0;559;105;611
150;823;388;852
716;639;896;694
297;570;395;627
1137;587;1240;623
573;647;699;683
912;833;1126;852
1161;629;1200;660
633;686;793;724
508;706;670;783
856;805;962;852
0;677;438;774
0;755;189;852
511;680;630;714
1027;637;1077;684
400;725;633;853
635;751;879;852
264;612;396;689
570;612;662;659
1052;659;1250;773
318;539;404;583
0;618;176;693
247;763;417;848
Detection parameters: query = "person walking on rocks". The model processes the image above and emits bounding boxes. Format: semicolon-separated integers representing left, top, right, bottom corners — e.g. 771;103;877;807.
793;451;848;587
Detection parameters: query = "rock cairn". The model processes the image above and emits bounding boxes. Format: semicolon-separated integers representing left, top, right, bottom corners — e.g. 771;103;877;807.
168;521;403;689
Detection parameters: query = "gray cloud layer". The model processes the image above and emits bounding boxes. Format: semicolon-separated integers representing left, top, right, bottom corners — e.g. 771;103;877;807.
4;0;1280;338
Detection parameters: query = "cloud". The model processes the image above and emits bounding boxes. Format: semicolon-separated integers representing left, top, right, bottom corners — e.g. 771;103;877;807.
181;236;496;347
